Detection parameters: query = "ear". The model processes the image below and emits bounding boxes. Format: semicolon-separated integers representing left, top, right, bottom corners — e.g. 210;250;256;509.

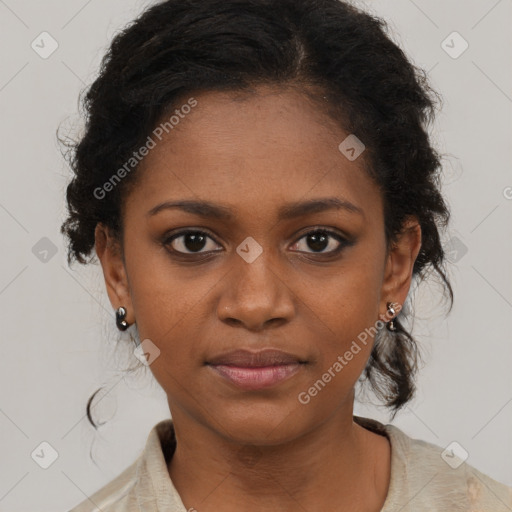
94;223;135;325
380;216;422;318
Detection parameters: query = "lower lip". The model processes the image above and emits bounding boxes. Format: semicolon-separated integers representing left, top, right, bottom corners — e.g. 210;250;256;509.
208;363;303;390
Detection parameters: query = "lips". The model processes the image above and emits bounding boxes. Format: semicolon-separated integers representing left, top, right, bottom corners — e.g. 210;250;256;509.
206;348;305;367
206;349;307;391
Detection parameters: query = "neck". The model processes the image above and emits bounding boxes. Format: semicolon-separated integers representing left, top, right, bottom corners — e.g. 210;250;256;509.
167;404;390;512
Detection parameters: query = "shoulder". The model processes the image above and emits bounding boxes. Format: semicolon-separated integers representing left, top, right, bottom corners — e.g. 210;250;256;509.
384;421;512;511
66;419;181;512
66;460;139;512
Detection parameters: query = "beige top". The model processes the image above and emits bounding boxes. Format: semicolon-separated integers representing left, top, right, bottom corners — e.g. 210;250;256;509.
67;416;512;511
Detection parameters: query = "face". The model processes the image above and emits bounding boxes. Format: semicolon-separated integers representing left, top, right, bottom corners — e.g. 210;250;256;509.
95;85;421;445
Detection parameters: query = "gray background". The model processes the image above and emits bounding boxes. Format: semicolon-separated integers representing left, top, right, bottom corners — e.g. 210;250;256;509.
0;0;511;510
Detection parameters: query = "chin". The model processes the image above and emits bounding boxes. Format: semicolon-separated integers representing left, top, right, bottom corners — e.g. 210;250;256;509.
208;403;312;446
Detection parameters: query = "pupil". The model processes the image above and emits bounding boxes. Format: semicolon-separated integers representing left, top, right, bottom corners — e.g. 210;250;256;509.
185;232;206;252
308;232;328;252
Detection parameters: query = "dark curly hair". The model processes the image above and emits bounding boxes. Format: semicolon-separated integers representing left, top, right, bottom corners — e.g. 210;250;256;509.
59;0;454;428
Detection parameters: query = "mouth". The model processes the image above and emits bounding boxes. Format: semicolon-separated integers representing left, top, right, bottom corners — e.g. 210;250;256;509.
205;349;307;391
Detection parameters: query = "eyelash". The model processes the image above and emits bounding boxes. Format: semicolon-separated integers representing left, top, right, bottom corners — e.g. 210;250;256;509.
162;228;352;259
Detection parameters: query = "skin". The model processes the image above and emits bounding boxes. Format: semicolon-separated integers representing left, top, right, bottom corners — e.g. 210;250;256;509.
95;84;422;511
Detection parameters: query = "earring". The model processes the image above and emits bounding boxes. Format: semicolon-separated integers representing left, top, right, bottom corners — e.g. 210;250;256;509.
386;301;398;331
116;306;129;331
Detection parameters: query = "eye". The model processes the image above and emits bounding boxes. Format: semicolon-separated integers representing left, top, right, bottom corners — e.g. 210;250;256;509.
290;229;350;255
164;230;222;255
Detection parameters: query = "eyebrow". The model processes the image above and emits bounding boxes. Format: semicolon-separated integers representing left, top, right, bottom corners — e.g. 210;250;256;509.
147;197;365;220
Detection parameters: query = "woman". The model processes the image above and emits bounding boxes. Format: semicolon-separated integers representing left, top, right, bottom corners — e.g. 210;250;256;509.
61;0;512;510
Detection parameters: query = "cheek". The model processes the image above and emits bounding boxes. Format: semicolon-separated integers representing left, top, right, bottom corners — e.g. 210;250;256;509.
124;224;385;410
124;257;221;389
306;261;383;380
309;257;383;329
125;242;211;342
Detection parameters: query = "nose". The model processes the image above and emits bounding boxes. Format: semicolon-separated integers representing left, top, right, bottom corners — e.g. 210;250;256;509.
216;250;295;332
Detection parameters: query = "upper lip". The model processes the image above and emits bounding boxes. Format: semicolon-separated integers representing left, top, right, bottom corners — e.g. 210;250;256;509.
206;349;306;367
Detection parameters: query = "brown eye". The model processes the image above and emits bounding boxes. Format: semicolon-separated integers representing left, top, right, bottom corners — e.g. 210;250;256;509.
290;229;350;255
165;230;222;254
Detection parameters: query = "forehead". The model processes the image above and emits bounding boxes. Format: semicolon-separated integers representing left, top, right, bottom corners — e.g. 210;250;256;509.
125;86;382;224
